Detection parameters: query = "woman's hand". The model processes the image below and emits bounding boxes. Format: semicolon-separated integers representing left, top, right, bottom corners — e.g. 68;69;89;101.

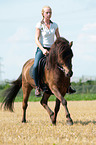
43;49;49;55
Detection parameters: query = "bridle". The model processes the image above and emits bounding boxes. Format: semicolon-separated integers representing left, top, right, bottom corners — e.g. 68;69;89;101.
57;64;65;73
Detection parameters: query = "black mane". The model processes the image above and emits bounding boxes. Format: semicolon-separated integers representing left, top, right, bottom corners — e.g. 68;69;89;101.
46;37;73;69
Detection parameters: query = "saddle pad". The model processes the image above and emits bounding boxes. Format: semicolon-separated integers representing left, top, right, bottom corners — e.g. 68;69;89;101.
29;57;52;95
29;57;46;79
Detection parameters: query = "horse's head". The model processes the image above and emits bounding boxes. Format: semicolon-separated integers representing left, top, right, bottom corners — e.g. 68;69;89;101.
57;37;73;78
58;55;73;77
47;37;73;78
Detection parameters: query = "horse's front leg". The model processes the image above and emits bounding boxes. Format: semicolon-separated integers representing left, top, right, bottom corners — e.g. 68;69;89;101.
40;92;54;122
51;85;73;125
50;98;60;125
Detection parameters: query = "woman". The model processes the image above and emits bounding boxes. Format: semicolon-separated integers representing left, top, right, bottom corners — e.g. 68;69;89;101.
33;6;75;96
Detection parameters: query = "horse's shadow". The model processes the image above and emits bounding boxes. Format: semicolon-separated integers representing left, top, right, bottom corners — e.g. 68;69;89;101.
74;120;96;125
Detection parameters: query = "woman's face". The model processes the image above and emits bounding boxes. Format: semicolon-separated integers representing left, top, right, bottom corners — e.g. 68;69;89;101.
43;7;52;20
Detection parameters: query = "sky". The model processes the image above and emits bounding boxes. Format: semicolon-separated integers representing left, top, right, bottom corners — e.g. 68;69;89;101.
0;0;96;81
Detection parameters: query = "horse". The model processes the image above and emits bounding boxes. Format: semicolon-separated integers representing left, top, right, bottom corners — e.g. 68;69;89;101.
1;37;74;125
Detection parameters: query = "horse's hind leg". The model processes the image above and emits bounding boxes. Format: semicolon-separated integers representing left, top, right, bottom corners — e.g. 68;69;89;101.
22;83;32;123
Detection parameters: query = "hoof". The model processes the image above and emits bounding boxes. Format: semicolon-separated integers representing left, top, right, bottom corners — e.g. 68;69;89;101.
66;119;73;126
22;119;26;123
50;112;56;125
51;120;56;125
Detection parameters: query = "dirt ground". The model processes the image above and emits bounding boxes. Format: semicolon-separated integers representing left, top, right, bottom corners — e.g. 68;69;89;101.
0;101;96;145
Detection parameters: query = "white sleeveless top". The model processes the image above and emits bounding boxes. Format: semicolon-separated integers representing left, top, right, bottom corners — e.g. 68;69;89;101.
36;21;58;47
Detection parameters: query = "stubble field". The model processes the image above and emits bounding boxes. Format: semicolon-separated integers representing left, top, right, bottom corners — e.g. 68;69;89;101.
0;101;96;145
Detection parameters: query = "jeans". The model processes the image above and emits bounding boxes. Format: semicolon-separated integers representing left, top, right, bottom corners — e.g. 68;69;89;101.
32;47;50;87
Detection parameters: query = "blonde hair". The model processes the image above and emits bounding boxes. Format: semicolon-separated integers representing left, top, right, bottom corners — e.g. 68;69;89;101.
41;6;52;17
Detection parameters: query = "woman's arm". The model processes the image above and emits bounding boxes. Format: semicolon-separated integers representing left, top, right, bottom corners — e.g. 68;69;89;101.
35;28;49;55
55;27;60;38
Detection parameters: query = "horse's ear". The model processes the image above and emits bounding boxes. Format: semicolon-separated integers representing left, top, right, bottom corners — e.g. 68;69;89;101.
69;41;73;47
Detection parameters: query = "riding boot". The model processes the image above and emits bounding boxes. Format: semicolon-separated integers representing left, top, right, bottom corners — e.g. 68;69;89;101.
67;86;76;94
35;87;41;97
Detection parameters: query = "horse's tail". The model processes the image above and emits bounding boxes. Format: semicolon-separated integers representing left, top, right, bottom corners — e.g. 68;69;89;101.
1;74;22;111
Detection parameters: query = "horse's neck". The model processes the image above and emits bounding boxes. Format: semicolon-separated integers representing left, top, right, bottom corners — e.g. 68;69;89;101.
46;51;57;70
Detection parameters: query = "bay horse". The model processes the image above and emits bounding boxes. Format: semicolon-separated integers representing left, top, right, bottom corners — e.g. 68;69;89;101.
1;37;73;125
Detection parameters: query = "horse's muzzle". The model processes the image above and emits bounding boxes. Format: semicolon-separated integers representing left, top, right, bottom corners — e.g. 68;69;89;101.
65;70;73;78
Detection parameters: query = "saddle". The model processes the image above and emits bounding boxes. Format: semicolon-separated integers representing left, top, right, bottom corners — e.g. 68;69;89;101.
29;56;52;94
